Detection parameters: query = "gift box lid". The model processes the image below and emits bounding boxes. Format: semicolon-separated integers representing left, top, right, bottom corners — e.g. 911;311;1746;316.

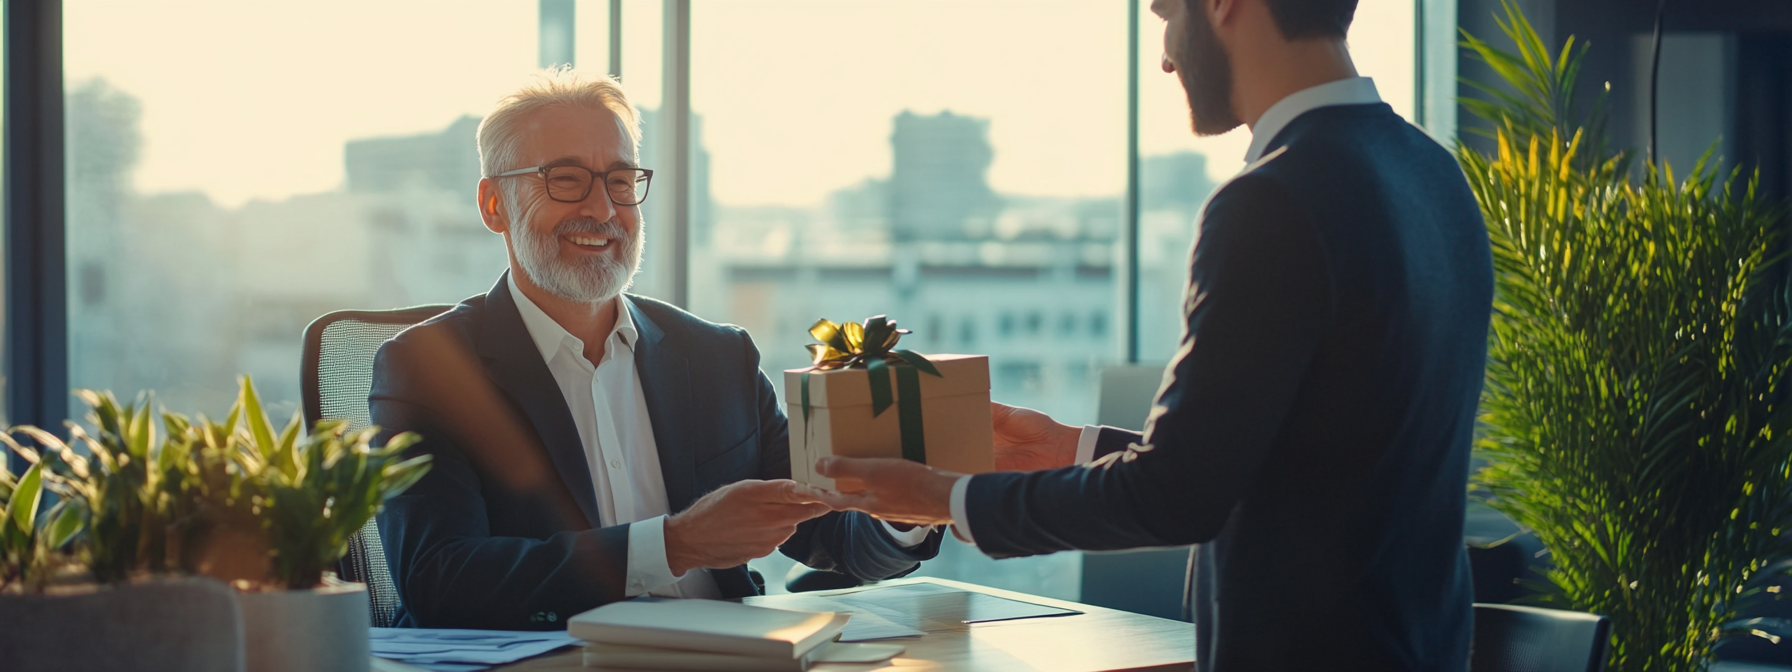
783;354;988;409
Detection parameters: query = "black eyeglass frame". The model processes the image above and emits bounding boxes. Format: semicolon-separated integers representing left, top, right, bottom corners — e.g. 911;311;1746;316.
488;164;655;206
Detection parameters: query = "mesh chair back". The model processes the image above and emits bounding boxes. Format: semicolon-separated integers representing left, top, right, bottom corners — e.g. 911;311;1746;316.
301;305;452;628
1471;603;1611;672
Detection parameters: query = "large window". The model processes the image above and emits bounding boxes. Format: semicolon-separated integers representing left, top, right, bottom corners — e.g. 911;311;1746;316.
54;0;1422;603
691;1;1128;599
61;1;623;419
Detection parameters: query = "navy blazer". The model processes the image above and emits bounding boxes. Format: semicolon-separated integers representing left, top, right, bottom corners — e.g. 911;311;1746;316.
964;104;1492;671
372;274;941;629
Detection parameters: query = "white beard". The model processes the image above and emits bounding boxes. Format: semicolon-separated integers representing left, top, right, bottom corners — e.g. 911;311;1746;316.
512;214;644;304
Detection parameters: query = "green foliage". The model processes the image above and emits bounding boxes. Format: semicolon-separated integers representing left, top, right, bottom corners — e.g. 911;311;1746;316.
0;377;430;591
208;379;431;589
1457;1;1618;169
0;440;89;592
1461;3;1792;670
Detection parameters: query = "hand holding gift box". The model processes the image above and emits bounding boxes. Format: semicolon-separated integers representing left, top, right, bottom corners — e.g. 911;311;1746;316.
785;316;993;491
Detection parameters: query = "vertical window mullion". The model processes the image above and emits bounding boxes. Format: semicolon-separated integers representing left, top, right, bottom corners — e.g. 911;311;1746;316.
662;0;690;308
1124;0;1142;364
3;0;69;461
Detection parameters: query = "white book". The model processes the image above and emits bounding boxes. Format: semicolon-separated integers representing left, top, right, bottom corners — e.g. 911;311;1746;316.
568;599;850;659
582;641;905;672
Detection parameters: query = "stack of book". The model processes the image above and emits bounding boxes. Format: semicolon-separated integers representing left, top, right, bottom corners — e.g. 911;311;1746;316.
569;598;904;671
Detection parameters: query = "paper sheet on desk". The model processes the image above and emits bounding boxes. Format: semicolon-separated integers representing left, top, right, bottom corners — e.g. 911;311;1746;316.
754;583;1079;640
831;582;1082;625
369;628;580;671
750;593;926;642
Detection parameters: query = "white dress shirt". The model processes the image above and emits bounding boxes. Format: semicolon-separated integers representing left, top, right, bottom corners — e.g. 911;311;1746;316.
509;281;722;598
509;282;933;593
950;77;1384;545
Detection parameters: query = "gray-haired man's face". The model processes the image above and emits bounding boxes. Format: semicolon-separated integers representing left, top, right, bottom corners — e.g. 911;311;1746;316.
502;106;645;304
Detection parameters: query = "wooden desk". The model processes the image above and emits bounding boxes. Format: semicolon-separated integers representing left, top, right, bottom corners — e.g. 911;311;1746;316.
490;577;1195;672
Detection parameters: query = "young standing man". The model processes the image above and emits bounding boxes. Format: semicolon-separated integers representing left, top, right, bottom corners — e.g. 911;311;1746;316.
814;1;1493;669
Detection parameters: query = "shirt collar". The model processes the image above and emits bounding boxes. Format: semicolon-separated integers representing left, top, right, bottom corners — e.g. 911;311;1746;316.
507;275;639;364
1244;77;1381;163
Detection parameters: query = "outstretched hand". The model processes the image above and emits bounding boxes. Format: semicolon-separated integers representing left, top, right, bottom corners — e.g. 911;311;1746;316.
664;479;831;575
808;457;958;527
992;402;1080;471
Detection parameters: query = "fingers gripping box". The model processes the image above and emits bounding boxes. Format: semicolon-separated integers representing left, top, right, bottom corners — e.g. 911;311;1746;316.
784;354;994;491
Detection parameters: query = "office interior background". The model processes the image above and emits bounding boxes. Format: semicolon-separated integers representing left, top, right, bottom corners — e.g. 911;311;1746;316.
4;0;1792;642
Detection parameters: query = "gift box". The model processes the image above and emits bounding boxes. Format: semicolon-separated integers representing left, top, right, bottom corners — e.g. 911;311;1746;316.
784;317;993;491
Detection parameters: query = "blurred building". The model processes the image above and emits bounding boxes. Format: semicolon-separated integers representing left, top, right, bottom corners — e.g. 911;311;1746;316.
698;110;1126;423
889;110;1002;241
344;115;483;203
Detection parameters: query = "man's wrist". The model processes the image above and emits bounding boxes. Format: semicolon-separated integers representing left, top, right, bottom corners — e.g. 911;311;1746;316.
1073;425;1101;465
626;516;685;598
663;512;694;576
948;475;976;545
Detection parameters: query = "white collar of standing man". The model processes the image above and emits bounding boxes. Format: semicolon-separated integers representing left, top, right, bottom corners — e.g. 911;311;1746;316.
507;274;640;365
1243;76;1381;163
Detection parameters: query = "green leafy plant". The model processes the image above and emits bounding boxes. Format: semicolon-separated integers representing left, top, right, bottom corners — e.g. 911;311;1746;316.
0;459;85;592
1461;3;1792;670
1;377;430;591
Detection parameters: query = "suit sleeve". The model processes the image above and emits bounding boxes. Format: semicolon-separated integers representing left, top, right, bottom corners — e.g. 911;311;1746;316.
965;174;1335;557
372;338;631;630
727;329;945;579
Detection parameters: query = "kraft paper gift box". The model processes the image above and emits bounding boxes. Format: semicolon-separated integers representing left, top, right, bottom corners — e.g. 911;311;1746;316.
785;354;994;491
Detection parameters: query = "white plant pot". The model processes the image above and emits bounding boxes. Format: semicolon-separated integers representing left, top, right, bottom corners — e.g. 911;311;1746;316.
237;582;370;672
0;576;246;672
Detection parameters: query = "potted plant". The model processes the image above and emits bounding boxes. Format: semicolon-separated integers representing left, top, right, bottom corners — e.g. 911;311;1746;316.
1462;3;1792;670
0;377;430;672
2;400;246;671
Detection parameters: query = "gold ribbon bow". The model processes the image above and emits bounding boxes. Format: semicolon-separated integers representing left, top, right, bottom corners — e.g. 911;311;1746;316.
799;315;941;464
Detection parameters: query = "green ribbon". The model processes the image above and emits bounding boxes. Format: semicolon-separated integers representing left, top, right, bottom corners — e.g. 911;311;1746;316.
799;315;942;464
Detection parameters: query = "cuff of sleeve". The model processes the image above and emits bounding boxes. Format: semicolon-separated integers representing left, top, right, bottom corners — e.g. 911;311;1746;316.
948;475;976;546
626;515;684;597
1076;425;1101;465
880;520;936;548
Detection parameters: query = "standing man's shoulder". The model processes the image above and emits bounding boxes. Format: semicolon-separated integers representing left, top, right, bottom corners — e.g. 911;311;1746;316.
1197;147;1314;245
1264;104;1467;198
1207;104;1474;251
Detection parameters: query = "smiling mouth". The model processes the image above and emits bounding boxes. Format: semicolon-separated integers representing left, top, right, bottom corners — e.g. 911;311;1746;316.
566;234;614;249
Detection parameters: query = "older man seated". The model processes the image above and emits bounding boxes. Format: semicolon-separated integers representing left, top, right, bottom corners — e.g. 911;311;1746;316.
370;69;941;629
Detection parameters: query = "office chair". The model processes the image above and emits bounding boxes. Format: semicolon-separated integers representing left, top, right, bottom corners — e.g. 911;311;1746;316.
301;305;453;628
1471;603;1610;672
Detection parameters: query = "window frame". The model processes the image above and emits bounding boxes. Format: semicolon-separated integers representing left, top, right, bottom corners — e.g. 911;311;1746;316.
3;0;70;469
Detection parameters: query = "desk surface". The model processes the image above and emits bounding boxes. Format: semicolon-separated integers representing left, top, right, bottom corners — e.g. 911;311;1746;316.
489;576;1194;672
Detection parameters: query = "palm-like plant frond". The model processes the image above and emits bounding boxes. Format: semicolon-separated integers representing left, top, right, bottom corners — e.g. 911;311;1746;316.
1463;4;1792;671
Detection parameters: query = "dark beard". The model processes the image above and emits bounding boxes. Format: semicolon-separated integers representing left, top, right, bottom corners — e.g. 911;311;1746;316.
1178;1;1242;136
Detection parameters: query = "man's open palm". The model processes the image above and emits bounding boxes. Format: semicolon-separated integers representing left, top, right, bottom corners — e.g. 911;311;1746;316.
664;479;830;575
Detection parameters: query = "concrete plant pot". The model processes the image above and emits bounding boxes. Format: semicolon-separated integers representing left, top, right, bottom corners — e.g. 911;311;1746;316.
237;581;370;672
0;576;246;672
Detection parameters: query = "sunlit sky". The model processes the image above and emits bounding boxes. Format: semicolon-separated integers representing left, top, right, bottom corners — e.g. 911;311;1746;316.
64;0;1412;209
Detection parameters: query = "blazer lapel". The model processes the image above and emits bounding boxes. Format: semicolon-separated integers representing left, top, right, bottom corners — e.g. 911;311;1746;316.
628;298;699;514
476;273;604;528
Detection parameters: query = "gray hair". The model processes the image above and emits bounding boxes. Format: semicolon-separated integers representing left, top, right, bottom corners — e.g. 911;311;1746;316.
477;67;642;177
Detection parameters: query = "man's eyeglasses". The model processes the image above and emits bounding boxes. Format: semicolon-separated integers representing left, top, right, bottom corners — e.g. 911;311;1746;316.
489;165;654;206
